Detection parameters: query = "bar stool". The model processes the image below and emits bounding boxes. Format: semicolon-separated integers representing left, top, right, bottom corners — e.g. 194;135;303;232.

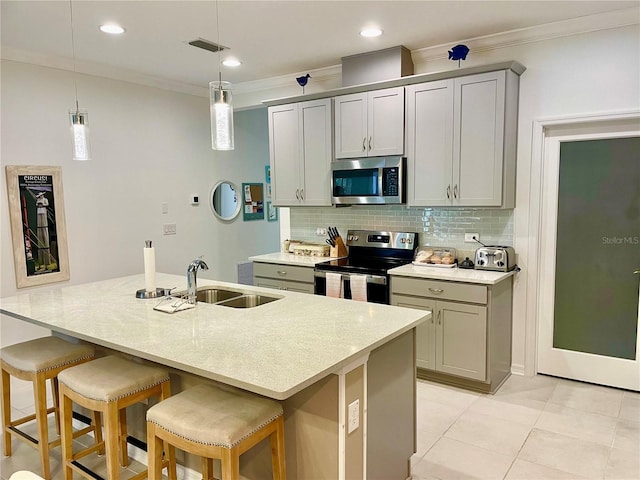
58;355;173;480
1;336;95;480
146;383;286;480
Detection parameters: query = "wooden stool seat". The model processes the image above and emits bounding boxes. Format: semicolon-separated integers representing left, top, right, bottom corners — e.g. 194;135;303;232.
146;384;286;480
1;336;95;480
58;355;173;480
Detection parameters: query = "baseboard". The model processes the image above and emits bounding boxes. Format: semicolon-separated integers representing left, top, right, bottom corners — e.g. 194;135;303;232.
511;364;525;376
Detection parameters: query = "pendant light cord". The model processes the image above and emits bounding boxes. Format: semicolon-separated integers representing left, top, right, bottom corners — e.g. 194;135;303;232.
68;0;79;112
215;0;222;86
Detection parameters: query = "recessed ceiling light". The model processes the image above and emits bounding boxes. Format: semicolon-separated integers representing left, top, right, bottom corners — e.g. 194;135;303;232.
222;58;242;67
99;24;125;35
360;28;382;38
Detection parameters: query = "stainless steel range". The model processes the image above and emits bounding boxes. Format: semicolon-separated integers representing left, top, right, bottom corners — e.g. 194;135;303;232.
314;229;418;304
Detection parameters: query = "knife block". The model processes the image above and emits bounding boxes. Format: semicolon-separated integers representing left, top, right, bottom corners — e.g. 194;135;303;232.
330;237;348;258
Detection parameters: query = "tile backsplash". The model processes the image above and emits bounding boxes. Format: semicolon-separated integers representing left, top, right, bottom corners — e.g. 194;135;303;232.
290;206;514;260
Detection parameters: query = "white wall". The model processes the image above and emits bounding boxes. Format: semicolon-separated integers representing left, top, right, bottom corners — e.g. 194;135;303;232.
1;60;279;346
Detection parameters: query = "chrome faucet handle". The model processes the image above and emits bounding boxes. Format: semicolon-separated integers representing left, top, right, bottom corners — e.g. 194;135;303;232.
188;256;209;271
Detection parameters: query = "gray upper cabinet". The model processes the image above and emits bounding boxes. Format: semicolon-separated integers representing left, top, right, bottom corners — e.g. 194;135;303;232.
268;98;333;206
334;87;404;159
406;70;519;208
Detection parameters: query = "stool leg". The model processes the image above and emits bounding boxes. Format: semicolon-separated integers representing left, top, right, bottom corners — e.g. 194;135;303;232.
146;421;163;480
51;376;61;435
221;448;240;480
60;385;74;480
1;366;11;457
93;409;104;455
34;372;51;480
270;416;286;480
104;402;121;479
201;457;214;480
118;407;129;467
165;442;177;480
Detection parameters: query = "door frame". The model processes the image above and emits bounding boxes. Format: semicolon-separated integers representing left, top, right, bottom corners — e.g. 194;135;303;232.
525;109;640;378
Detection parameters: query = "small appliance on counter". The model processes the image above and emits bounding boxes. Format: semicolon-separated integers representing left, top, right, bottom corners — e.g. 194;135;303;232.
474;244;517;272
459;257;475;269
412;246;457;268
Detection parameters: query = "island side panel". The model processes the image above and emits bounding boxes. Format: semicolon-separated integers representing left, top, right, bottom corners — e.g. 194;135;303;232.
346;365;365;479
367;329;416;480
283;374;339;479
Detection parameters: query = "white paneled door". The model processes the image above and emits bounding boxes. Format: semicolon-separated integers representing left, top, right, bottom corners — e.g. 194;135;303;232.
537;120;640;391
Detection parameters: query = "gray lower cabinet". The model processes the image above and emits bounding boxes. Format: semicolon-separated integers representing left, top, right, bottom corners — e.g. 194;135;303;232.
390;275;512;393
253;262;315;294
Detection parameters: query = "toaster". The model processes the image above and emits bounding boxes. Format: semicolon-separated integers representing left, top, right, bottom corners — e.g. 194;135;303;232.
474;246;517;272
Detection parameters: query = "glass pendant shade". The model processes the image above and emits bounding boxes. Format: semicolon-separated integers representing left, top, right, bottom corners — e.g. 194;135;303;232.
69;109;91;161
209;81;234;151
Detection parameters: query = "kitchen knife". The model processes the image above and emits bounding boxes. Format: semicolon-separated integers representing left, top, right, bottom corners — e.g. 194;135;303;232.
326;238;335;247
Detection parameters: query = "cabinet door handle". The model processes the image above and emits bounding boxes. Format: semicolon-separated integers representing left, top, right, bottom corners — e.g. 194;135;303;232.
362;137;366;152
454;184;458;199
300;189;304;200
295;189;300;200
446;185;451;199
276;270;287;276
369;136;372;151
428;309;434;323
437;311;442;325
428;288;444;294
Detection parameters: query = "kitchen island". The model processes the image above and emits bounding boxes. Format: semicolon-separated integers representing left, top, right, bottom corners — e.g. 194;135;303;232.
0;273;428;479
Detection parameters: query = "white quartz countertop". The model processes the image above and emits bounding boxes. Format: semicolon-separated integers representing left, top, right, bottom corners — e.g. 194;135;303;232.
249;252;342;266
388;264;515;285
0;274;428;400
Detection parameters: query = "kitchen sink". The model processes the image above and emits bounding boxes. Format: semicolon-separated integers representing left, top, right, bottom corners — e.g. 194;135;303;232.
215;294;280;308
174;287;281;308
192;287;243;304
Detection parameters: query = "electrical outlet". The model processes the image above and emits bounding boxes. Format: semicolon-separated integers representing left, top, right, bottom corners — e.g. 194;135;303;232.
316;228;327;236
348;399;359;434
464;233;480;243
161;202;169;214
163;223;176;235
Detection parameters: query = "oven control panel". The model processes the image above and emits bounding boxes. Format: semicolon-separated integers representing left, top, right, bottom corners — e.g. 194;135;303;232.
346;230;417;249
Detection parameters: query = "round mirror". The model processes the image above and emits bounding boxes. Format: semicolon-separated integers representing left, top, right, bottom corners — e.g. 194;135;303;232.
210;181;240;221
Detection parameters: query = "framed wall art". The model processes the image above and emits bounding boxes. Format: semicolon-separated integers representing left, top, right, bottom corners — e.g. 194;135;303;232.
241;182;264;221
5;165;70;288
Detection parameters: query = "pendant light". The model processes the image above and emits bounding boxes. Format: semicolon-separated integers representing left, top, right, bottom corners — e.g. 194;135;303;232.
68;0;91;161
210;0;234;150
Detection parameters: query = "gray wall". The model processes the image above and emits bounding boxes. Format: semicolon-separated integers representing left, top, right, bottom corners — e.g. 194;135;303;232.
0;60;279;346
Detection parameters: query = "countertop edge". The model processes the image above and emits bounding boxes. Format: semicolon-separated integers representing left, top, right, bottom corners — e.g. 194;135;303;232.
388;265;516;285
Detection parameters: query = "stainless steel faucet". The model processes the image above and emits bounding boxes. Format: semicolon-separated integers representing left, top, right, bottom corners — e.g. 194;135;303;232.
186;257;209;304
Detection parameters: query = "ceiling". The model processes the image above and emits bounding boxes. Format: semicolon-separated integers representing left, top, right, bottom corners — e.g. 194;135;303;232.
2;0;637;91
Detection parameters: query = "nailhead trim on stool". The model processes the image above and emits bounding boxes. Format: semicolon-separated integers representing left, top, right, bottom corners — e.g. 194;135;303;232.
1;336;95;480
146;384;286;480
58;355;175;480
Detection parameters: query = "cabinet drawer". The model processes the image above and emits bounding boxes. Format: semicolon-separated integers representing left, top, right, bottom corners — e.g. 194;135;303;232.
391;276;487;304
253;262;314;283
255;278;314;294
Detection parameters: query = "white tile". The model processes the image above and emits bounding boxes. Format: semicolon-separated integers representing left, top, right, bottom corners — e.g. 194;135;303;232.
415;427;441;460
468;396;544;427
412;437;514;480
549;380;624;417
604;447;640;480
613;418;640;452
518;429;610;479
505;459;590;479
535;402;617;446
444;410;531;457
416;398;466;437
417;379;481;409
619;393;640;423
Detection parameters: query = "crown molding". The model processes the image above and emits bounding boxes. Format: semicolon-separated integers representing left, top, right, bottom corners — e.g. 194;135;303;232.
1;47;209;98
411;6;639;67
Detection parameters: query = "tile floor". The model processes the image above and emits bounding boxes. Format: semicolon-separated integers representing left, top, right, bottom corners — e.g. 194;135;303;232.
1;374;639;479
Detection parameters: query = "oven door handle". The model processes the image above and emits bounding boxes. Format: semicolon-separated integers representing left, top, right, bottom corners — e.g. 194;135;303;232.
313;270;387;285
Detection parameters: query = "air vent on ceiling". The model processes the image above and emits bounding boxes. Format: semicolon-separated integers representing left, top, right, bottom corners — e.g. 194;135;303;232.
188;38;228;53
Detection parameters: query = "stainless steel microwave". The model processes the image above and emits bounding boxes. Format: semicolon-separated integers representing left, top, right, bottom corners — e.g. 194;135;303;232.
331;156;405;205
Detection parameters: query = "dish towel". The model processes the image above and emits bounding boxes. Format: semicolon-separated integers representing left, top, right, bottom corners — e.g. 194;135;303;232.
326;272;343;298
350;274;368;302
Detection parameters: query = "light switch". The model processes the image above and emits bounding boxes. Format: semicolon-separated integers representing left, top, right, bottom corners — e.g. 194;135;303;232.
161;202;169;214
348;399;359;434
